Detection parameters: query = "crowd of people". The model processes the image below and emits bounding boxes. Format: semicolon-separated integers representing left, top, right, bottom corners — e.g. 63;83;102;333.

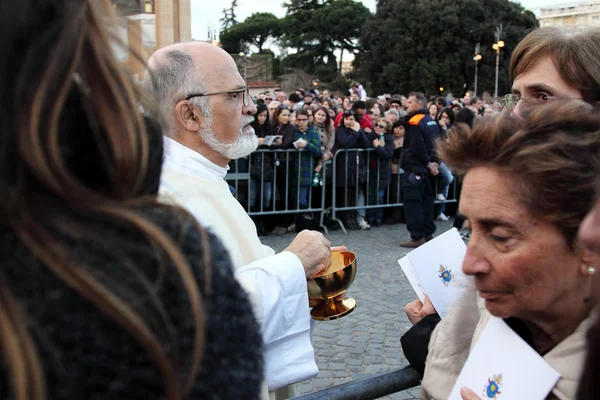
232;85;493;239
3;1;600;400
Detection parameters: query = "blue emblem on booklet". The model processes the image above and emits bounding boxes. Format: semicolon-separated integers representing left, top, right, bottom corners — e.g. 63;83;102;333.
438;264;454;286
483;374;503;399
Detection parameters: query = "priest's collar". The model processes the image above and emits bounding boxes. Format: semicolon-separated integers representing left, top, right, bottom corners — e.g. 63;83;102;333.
162;136;229;182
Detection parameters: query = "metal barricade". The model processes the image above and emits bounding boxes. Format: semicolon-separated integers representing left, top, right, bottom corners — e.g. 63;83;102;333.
226;149;330;233
330;148;457;234
289;366;421;400
225;148;456;235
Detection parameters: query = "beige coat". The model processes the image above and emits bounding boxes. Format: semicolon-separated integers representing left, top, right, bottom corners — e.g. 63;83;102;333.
420;290;593;400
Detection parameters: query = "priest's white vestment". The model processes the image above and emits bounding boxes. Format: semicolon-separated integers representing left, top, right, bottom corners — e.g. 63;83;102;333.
159;137;318;400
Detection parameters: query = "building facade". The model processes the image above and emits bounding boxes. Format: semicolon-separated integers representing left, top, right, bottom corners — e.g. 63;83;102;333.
538;1;600;27
113;0;191;79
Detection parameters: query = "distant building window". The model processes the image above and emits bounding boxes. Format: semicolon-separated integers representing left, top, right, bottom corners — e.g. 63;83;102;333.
593;16;600;24
556;18;564;26
577;16;584;25
113;0;154;14
142;0;154;14
542;20;552;26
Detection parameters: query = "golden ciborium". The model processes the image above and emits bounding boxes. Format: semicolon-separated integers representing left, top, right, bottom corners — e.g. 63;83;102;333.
307;251;357;321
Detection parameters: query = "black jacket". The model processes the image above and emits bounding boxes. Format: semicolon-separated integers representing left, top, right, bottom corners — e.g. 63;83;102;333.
334;125;371;187
401;110;441;174
366;131;395;188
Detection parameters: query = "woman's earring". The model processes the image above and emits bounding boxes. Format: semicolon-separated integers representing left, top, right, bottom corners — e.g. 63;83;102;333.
587;266;596;276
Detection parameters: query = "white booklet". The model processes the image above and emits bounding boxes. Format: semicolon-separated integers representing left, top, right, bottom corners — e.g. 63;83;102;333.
405;228;468;318
449;316;560;400
263;135;282;146
398;256;426;303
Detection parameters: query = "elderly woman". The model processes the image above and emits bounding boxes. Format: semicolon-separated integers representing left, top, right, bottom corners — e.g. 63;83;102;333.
402;27;600;375
577;178;600;400
422;101;600;400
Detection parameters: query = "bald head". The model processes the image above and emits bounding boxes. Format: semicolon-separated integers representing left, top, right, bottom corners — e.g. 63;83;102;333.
148;42;237;88
144;42;244;135
144;42;257;165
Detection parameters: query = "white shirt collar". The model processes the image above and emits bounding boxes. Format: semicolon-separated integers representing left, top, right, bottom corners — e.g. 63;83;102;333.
162;136;229;181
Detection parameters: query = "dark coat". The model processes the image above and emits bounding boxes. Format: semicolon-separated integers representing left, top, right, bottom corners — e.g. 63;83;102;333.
0;207;263;399
401;109;441;174
250;120;276;181
333;125;370;187
366;131;395;188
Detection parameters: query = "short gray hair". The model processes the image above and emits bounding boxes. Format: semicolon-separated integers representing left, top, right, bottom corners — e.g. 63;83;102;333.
409;92;427;109
144;49;210;135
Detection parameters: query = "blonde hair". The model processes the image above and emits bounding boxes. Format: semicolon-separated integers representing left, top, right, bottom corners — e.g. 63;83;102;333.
376;117;392;132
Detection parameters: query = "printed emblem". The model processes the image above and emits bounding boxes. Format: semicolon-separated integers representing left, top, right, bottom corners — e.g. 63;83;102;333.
438;264;454;286
483;374;503;399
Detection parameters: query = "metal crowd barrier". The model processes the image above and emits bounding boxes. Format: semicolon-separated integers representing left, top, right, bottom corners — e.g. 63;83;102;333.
225;148;456;235
290;366;421;400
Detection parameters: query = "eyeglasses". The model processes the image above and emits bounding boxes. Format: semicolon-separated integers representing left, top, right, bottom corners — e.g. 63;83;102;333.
501;93;558;111
377;124;387;129
186;86;250;107
265;98;273;101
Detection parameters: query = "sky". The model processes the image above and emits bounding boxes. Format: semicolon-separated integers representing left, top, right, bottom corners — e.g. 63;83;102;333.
191;0;571;42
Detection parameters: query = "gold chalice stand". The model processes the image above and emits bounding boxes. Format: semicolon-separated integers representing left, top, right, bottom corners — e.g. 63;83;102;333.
307;251;357;321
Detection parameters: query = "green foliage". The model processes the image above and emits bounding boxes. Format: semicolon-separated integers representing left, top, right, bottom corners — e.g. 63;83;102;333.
220;0;239;31
354;0;539;96
282;0;371;73
221;12;282;54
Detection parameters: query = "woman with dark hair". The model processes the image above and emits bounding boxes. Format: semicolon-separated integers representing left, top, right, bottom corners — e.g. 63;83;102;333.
270;105;296;234
249;104;276;234
0;1;263;399
333;111;370;230
383;118;406;224
314;107;335;174
438;107;455;135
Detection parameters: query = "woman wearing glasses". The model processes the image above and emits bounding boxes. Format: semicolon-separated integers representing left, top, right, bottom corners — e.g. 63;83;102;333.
503;26;600;115
366;118;394;227
400;26;600;392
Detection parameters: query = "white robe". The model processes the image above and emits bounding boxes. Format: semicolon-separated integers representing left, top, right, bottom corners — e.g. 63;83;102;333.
159;137;318;400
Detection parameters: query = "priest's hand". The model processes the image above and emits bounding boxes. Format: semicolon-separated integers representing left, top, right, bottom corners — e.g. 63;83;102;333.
284;230;331;279
404;296;436;325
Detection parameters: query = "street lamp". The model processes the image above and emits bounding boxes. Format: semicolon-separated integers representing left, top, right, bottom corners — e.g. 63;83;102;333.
473;43;482;97
492;25;505;101
239;52;249;81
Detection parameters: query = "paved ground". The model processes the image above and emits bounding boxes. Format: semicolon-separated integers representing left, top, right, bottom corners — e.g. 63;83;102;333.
261;218;455;399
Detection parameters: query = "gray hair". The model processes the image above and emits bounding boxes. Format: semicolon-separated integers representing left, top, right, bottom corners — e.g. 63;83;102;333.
385;109;399;118
143;49;211;136
409;92;428;109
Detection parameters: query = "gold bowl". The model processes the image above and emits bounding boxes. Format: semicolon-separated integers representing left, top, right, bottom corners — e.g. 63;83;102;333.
307;251;357;321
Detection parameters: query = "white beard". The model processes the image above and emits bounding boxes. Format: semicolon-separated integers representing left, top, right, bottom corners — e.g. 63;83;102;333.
201;116;258;160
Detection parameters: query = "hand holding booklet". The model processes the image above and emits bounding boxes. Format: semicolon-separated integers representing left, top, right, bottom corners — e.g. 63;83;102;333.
262;135;282;146
448;316;560;400
398;228;468;317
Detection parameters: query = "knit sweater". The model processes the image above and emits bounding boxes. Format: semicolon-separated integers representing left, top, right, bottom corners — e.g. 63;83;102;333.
0;206;263;399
